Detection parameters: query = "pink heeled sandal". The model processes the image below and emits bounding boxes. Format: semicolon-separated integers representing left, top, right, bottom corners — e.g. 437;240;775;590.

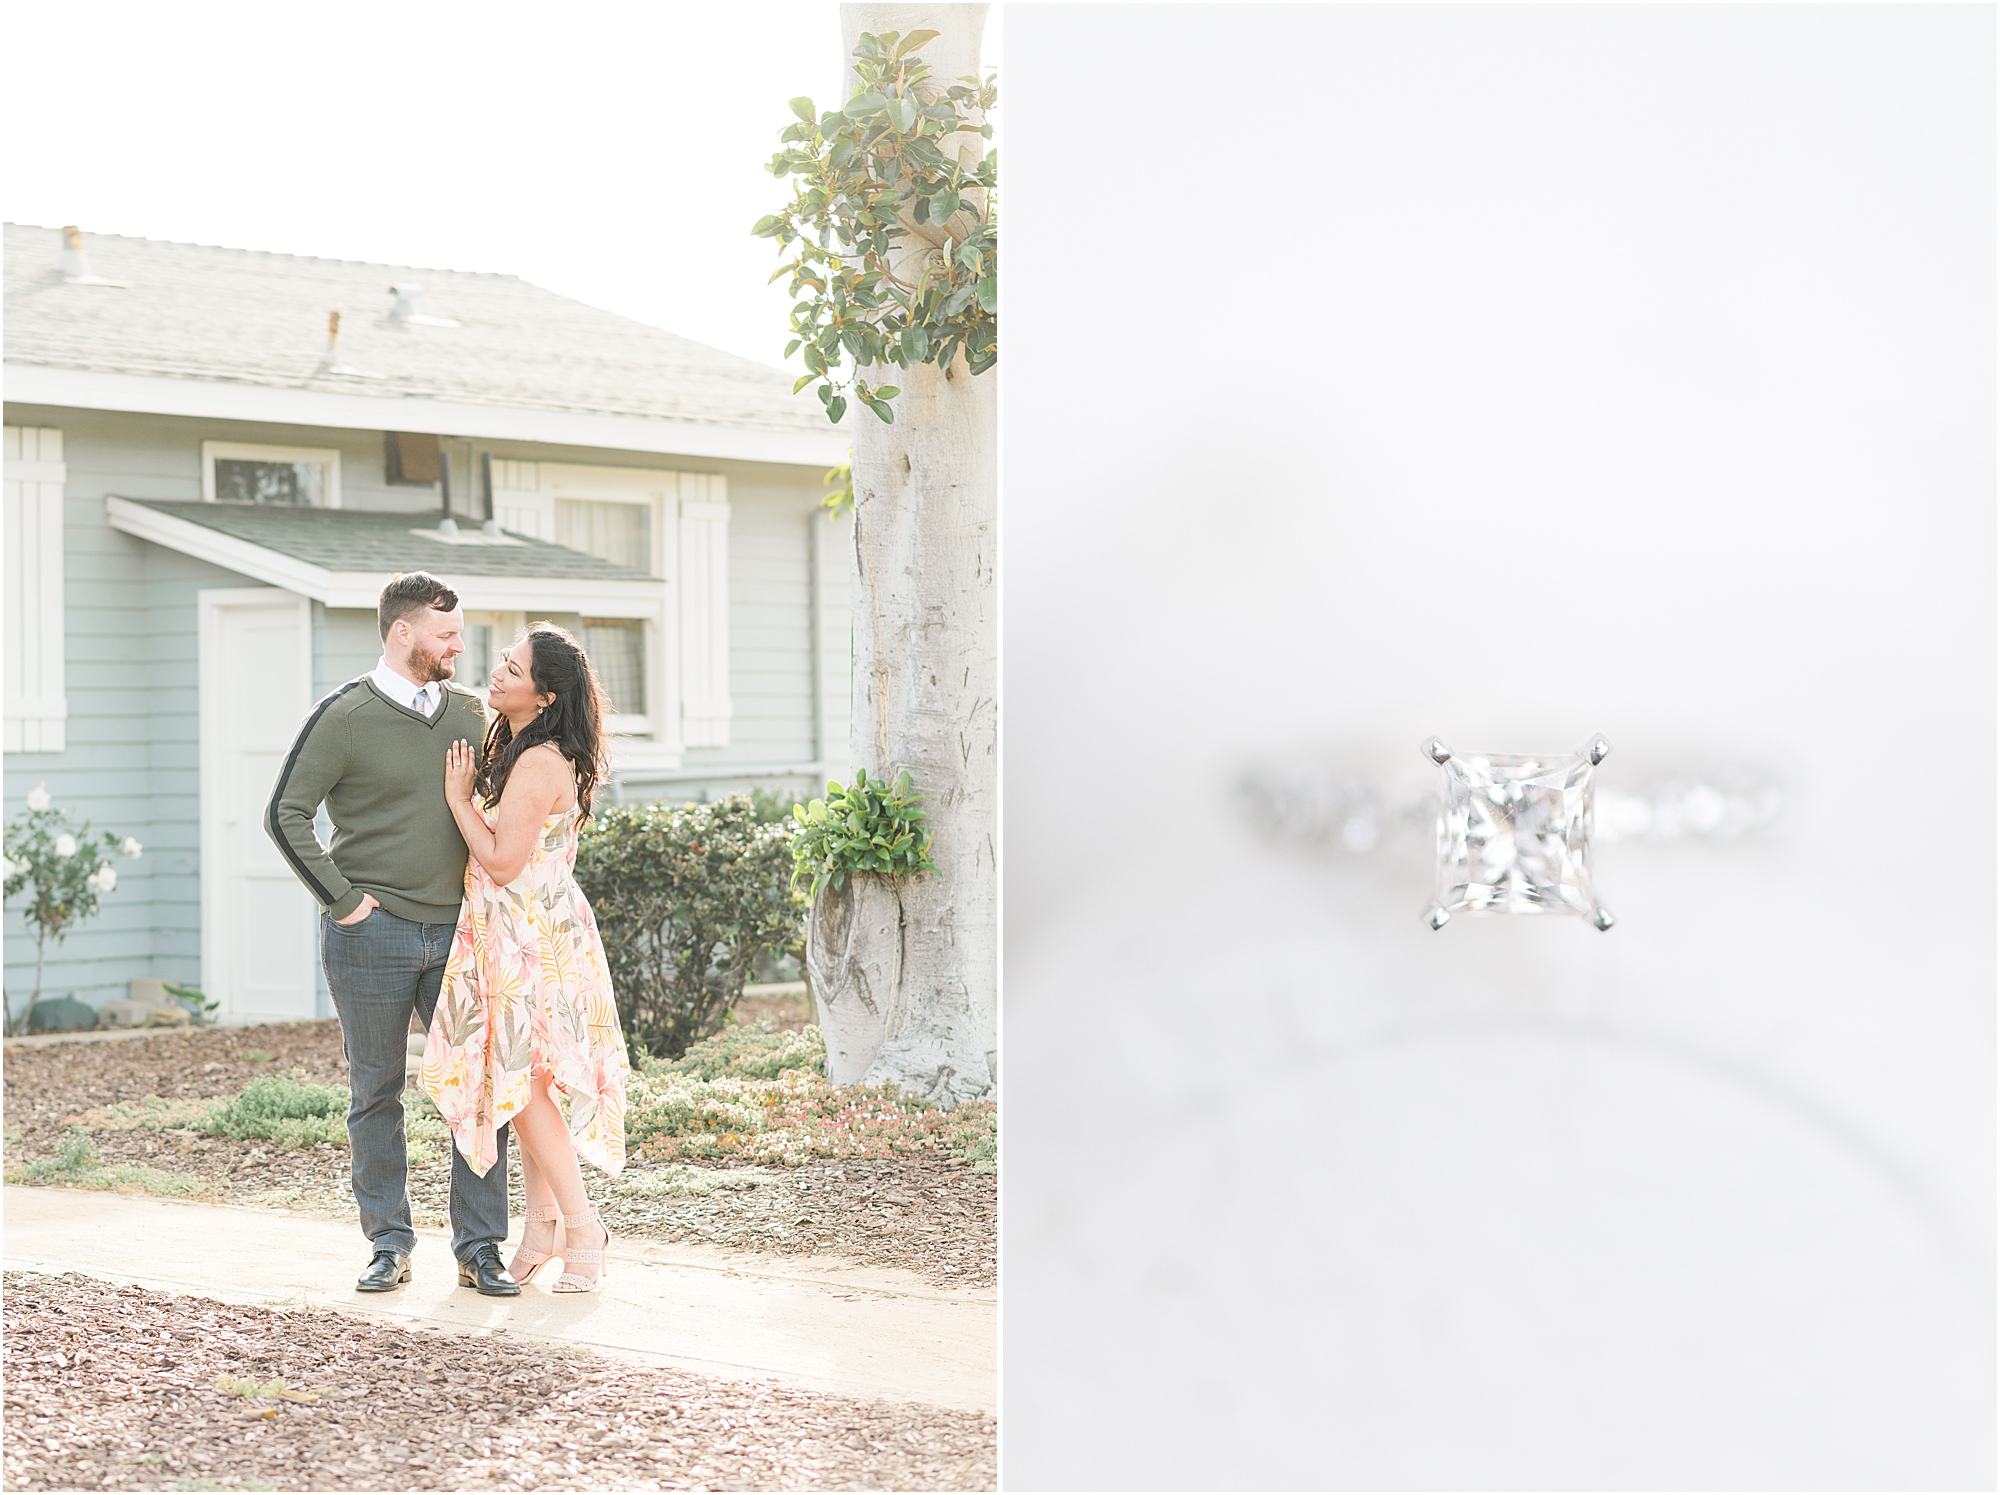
508;1206;561;1285
552;1208;610;1293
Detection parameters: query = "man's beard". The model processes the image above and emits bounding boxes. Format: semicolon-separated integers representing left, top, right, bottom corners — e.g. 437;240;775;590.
409;642;456;685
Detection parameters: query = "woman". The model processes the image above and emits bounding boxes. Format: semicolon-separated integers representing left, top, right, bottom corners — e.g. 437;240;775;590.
420;623;628;1293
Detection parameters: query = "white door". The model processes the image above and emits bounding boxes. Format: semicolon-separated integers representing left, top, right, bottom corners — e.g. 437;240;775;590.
199;589;315;1022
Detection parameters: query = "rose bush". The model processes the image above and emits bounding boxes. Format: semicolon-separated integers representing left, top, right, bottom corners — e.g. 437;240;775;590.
2;785;142;1033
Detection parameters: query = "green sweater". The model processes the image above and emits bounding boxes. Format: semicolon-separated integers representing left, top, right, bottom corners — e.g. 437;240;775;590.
265;676;487;923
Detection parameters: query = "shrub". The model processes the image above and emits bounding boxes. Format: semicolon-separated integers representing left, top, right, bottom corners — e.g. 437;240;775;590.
748;786;804;824
1;783;143;1034
576;795;804;1063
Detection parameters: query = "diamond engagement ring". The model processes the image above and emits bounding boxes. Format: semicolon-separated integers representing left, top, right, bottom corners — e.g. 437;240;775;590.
1239;736;1781;933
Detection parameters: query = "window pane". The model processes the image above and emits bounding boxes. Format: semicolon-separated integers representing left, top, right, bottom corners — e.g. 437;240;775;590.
580;619;645;716
213;458;322;505
463;624;491;685
556;499;649;572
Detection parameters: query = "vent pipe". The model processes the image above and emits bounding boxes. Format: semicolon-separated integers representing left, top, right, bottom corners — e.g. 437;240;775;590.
60;226;90;279
387;283;460;328
437;446;458;535
480;452;501;537
56;226;129;288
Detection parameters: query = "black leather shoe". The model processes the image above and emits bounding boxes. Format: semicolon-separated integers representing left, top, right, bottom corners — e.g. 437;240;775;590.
356;1249;411;1292
457;1243;522;1296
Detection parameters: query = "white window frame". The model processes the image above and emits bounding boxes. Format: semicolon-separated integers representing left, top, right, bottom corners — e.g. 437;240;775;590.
542;464;675;741
468;606;656;740
554;489;658;575
201;440;343;508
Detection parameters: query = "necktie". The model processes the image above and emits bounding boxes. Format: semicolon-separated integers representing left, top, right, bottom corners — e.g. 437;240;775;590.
415;686;433;716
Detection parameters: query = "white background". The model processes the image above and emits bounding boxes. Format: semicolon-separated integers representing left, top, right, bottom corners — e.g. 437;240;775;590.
2;1;999;378
1003;5;1994;1488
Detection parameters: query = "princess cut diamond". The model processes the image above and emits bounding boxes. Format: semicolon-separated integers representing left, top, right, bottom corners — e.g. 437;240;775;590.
1425;735;1614;931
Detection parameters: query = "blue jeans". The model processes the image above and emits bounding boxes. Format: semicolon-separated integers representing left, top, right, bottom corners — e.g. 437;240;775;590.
319;906;509;1262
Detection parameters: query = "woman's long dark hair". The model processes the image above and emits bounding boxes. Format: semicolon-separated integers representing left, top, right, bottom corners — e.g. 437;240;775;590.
474;623;611;820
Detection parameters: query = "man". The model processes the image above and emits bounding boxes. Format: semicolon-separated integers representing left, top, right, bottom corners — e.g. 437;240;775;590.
265;571;519;1296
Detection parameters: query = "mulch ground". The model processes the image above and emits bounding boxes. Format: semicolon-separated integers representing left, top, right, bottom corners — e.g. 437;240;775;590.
3;1270;996;1492
2;1018;995;1289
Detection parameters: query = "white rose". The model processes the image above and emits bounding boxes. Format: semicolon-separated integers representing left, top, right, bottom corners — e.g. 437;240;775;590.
53;834;76;857
26;784;50;812
0;856;13;879
94;867;117;893
120;837;143;859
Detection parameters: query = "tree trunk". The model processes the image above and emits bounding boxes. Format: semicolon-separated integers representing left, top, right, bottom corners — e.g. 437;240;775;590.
808;3;996;1108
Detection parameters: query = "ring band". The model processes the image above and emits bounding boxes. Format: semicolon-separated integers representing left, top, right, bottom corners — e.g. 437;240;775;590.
1239;737;1781;931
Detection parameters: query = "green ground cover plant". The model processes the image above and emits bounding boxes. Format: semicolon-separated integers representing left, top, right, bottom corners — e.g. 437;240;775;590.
59;1070;450;1157
5;1126;211;1198
627;1021;995;1171
200;1072;348;1146
611;1164;777;1198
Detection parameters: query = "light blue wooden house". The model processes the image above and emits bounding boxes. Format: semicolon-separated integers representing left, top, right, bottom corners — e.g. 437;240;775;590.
3;222;851;1025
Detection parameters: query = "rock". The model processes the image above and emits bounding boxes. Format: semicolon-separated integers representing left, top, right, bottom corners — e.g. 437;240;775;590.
26;996;98;1033
98;1003;179;1031
145;1007;192;1027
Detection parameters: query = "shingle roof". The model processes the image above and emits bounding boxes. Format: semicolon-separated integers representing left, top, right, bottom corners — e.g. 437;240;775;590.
4;223;829;437
116;499;653;580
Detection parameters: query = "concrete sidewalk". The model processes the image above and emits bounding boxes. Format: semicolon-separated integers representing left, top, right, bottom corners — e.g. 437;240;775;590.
3;1185;995;1414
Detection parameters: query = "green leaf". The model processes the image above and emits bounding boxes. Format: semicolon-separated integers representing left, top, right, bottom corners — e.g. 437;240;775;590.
893;28;940;57
975;277;997;314
827;395;847;423
873;386;900;401
792;372;818;394
865;397;894;424
789;96;816;122
844;92;888;119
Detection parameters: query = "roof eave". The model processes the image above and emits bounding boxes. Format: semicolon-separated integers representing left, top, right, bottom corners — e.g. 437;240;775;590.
9;363;849;468
104;496;668;616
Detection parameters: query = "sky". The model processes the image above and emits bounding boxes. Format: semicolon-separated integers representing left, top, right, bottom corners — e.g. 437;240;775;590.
2;0;1001;376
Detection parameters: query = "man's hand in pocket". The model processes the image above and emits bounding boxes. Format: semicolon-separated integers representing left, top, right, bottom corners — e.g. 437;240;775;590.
337;893;380;926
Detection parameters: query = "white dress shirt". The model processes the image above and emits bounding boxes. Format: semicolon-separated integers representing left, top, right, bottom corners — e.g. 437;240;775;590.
372;657;443;718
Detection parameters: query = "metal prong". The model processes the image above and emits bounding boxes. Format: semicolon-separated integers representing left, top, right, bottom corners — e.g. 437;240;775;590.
1591;905;1615;931
1422;737;1453;765
1584;734;1611;766
1427;905;1451;931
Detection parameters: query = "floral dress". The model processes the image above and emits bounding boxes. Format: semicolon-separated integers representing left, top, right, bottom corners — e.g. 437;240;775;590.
420;764;628;1180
